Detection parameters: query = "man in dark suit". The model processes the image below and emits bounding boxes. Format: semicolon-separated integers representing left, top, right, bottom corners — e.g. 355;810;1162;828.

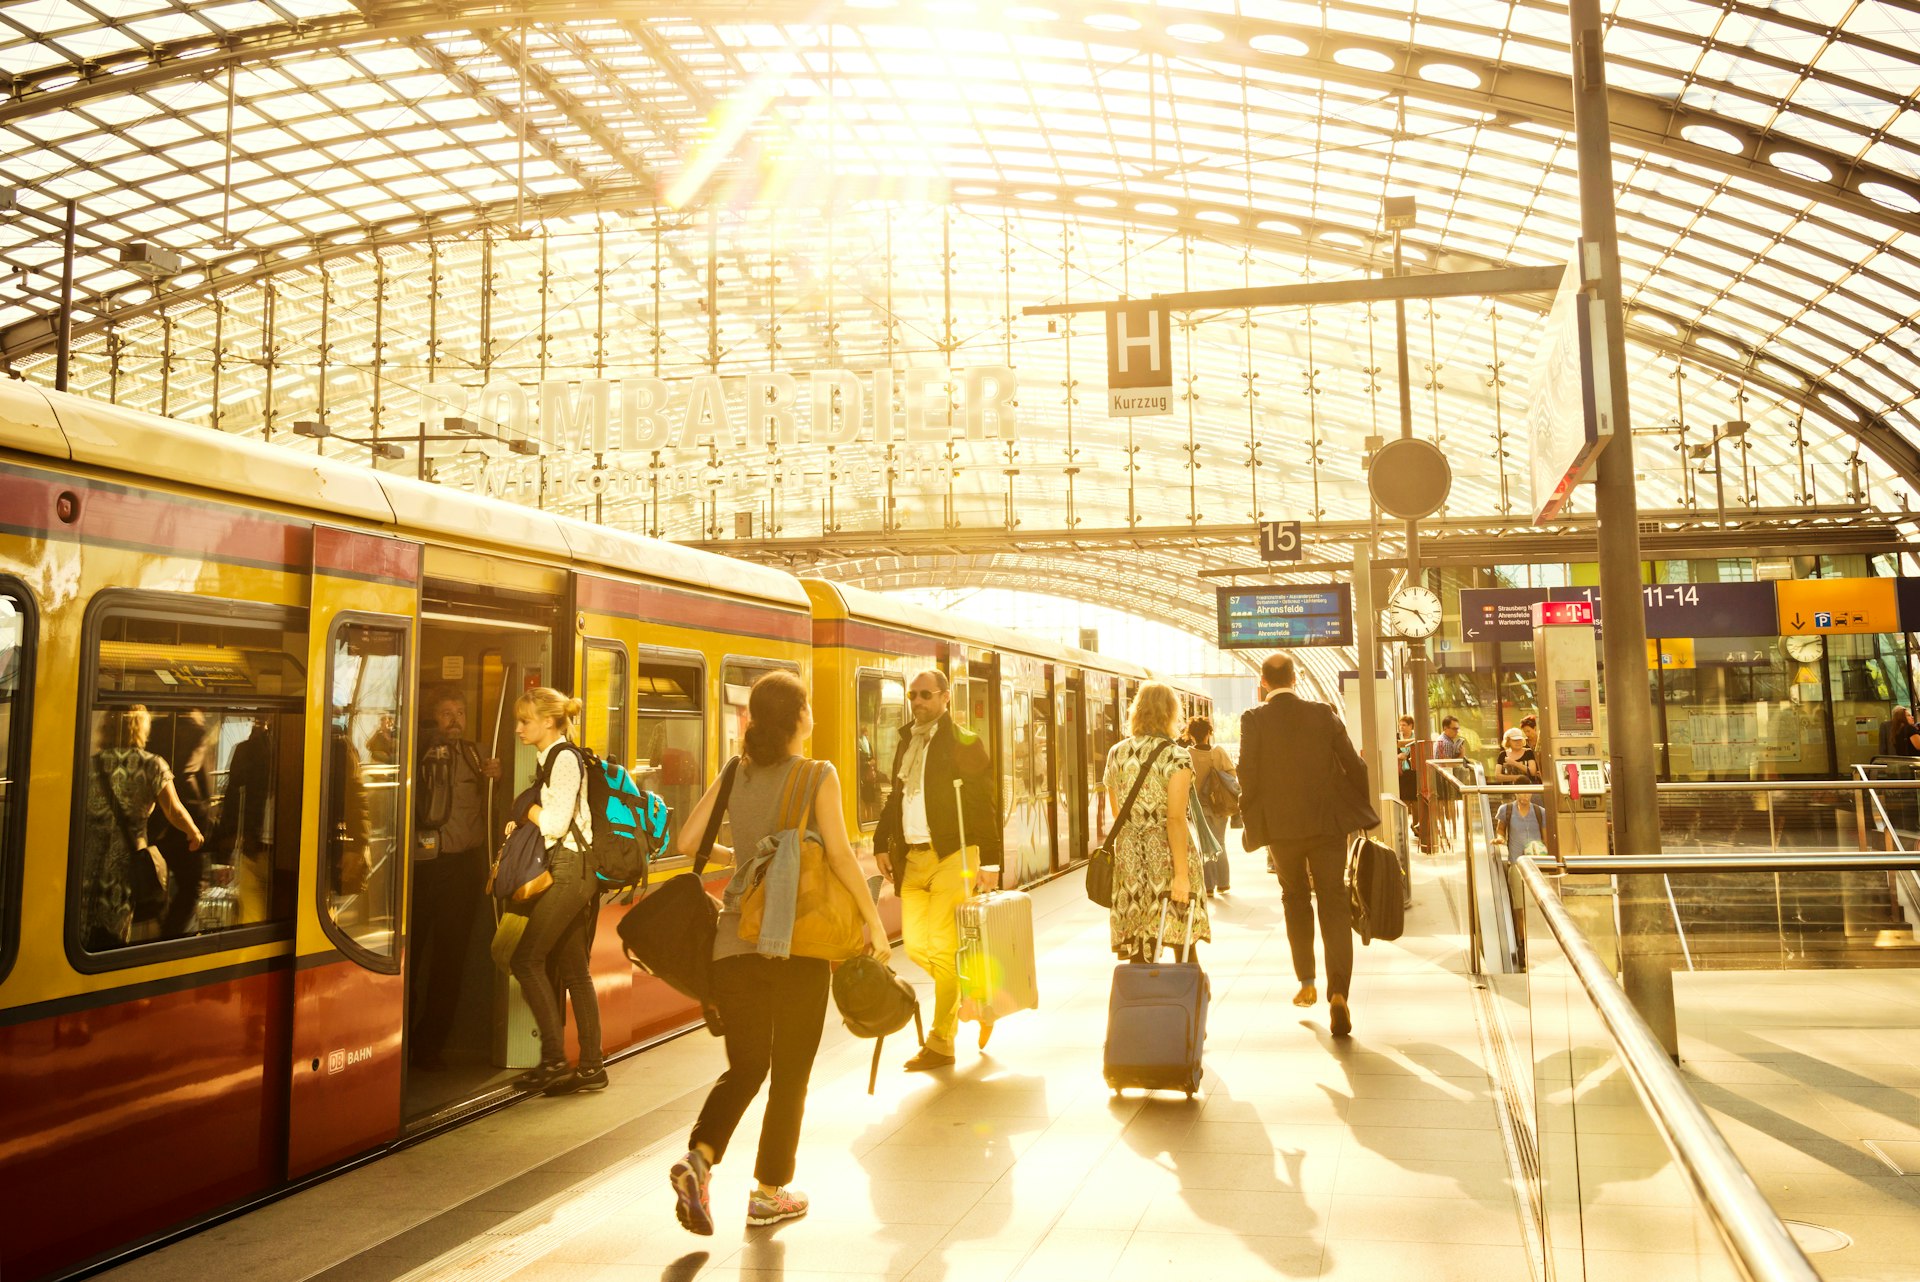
1239;652;1373;1037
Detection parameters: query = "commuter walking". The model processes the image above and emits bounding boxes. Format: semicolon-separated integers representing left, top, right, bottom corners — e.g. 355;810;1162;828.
668;671;892;1233
1103;682;1209;962
1238;654;1372;1037
410;687;501;1071
1186;715;1236;896
503;687;605;1096
1431;715;1467;842
83;704;205;952
1491;727;1537;785
874;668;1002;1070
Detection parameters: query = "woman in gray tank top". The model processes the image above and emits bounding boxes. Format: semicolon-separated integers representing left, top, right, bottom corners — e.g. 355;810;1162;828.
665;670;890;1236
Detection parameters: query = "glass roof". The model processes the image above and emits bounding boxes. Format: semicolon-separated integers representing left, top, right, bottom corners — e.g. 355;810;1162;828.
1;0;1916;633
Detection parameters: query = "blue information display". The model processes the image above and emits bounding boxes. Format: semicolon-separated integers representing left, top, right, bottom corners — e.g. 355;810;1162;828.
1217;584;1353;650
1640;582;1778;639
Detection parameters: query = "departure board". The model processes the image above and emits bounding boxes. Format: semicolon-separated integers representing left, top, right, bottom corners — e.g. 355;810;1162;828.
1216;584;1354;649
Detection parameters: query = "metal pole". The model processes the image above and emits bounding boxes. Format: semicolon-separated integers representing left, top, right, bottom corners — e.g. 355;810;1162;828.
1569;0;1677;1058
1354;545;1384;810
54;198;76;393
1395;226;1435;848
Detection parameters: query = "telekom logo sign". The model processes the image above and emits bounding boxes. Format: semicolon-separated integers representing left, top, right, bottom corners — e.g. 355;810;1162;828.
1532;600;1595;627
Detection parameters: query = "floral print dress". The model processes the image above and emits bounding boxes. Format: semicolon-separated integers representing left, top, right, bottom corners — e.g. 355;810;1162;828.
83;747;171;948
1103;734;1210;959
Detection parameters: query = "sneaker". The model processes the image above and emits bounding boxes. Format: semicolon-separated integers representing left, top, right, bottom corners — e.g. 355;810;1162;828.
513;1060;569;1092
903;1045;955;1072
544;1065;609;1096
747;1185;809;1227
671;1150;714;1236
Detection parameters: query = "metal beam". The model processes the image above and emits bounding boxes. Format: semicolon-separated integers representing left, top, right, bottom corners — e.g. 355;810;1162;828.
1022;266;1568;315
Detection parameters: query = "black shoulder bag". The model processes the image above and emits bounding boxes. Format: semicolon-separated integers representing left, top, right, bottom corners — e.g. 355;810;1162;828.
1086;739;1173;909
616;756;738;1009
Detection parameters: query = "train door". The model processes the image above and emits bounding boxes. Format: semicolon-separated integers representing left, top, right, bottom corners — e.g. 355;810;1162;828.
401;557;562;1123
288;527;422;1178
1059;671;1086;867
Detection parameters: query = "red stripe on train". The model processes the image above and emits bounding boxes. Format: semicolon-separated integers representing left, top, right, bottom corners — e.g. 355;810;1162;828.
0;464;307;570
812;617;946;659
577;574;809;644
314;526;422;585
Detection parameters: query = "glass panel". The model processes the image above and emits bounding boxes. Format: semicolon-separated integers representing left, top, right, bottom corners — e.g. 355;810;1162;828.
855;670;906;828
582;641;628;764
78;598;303;955
0;586;27;972
721;659;796;764
634;653;705;824
325;621;407;959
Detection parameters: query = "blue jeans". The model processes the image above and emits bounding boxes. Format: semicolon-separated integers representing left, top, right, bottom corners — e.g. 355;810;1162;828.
510;869;602;1068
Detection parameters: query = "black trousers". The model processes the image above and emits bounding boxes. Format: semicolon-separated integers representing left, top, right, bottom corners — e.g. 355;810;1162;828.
511;873;603;1068
1271;835;1353;998
692;954;830;1187
408;849;484;1060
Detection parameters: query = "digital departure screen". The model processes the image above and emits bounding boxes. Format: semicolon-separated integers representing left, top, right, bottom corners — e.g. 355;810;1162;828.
1216;584;1354;650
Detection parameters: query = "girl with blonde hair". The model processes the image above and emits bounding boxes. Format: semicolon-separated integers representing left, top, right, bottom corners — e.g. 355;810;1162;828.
502;686;606;1095
1102;682;1210;962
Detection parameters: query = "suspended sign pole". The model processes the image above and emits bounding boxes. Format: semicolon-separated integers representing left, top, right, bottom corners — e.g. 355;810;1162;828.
1569;0;1676;1059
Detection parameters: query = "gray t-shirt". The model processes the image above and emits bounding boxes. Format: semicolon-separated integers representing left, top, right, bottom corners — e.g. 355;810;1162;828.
712;756;839;961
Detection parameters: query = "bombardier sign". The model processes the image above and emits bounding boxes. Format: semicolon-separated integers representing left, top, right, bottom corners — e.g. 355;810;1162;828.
1106;301;1172;417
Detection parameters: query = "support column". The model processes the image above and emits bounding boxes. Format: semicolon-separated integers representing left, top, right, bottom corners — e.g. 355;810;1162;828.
1569;0;1677;1058
1395;226;1435;850
1354;545;1385;807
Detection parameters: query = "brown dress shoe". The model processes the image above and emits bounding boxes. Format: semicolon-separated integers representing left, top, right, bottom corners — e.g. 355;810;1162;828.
1293;984;1318;1008
1330;995;1353;1038
904;1046;956;1072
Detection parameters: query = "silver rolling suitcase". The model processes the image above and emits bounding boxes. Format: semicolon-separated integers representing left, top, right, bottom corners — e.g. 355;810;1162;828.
953;779;1039;1024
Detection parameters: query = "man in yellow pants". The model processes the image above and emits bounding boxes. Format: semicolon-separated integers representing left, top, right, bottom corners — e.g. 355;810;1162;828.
875;669;1002;1070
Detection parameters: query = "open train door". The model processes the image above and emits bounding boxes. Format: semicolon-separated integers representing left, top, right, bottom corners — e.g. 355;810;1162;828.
287;526;423;1178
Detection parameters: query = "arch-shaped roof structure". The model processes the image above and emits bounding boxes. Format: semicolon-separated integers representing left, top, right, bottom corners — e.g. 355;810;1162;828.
0;1;1914;637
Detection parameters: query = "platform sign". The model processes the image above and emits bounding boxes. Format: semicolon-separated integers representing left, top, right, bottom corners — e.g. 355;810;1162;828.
1216;584;1353;650
1257;520;1302;563
1647;638;1696;670
1460;587;1548;643
1640;582;1778;639
1106;301;1172;417
1523;256;1614;521
1775;577;1898;635
1897;578;1920;631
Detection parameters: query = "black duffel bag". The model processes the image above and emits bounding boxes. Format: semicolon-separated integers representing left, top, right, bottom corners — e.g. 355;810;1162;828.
617;757;737;1009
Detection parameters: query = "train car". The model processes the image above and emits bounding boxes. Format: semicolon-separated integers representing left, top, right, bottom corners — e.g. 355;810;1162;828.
0;382;813;1280
0;379;1211;1281
803;580;1156;888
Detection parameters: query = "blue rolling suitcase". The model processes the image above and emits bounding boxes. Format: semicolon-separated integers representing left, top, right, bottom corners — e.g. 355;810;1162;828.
1103;899;1209;1099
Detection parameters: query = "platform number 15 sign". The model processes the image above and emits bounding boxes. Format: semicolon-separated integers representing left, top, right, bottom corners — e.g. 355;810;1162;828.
1259;520;1302;563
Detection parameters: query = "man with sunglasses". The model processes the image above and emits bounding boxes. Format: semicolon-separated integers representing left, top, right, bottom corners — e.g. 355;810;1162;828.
875;668;1002;1070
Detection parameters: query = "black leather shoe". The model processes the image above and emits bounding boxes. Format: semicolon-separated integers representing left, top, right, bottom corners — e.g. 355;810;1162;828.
545;1066;609;1096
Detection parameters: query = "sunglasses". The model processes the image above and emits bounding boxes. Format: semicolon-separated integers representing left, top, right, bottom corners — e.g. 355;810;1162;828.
909;689;944;701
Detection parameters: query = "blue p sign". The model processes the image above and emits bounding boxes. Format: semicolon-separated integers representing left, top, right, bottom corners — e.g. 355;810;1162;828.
1815;611;1833;628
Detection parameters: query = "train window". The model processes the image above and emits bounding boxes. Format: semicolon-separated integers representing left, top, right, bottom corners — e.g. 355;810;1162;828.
722;658;799;763
321;619;409;968
0;583;32;981
582;641;629;766
855;671;907;827
635;650;705;828
75;596;304;963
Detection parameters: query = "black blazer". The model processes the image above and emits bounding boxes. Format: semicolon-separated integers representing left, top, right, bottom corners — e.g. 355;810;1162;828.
873;713;1002;888
1238;690;1374;850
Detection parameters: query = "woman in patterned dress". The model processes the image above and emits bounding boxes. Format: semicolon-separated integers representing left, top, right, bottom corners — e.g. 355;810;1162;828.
83;704;204;951
1102;682;1210;962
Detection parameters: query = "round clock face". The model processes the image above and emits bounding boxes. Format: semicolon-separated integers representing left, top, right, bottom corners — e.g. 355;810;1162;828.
1783;634;1825;663
1387;586;1443;639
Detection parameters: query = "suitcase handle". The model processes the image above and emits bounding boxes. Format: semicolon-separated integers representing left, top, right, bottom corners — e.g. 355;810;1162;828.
1155;895;1199;964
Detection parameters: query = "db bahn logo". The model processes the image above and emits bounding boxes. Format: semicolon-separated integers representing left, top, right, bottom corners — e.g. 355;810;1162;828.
326;1049;346;1074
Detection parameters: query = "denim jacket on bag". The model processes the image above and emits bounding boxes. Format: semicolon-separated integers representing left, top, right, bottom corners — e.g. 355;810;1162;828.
726;829;802;959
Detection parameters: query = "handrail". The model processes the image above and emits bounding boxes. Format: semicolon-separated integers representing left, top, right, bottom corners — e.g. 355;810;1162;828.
1544;852;1920;874
1514;858;1822;1282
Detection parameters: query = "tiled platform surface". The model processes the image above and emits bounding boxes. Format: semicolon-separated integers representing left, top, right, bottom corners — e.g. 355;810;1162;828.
104;837;1531;1282
1677;969;1920;1282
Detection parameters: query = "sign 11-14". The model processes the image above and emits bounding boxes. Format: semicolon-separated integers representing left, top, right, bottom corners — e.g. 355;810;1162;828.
1643;585;1701;607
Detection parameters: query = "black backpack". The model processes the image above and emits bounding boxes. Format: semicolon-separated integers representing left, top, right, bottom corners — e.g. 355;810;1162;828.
616;758;736;1009
1347;835;1406;944
832;954;922;1094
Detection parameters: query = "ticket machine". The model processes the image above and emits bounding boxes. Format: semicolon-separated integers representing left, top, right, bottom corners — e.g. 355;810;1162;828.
1533;599;1610;858
1532;598;1618;964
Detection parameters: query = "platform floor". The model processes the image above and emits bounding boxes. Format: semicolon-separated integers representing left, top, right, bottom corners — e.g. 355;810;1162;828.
104;839;1531;1282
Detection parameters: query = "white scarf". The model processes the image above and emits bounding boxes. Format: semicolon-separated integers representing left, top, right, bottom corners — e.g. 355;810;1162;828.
901;718;938;798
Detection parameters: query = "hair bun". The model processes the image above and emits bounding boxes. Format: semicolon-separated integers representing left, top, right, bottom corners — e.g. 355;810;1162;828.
565;697;584;717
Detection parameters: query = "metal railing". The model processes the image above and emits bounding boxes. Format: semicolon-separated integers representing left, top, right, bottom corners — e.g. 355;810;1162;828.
1512;855;1823;1282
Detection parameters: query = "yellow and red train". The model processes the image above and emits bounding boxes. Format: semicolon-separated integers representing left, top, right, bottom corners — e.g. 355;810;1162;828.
0;382;1206;1280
